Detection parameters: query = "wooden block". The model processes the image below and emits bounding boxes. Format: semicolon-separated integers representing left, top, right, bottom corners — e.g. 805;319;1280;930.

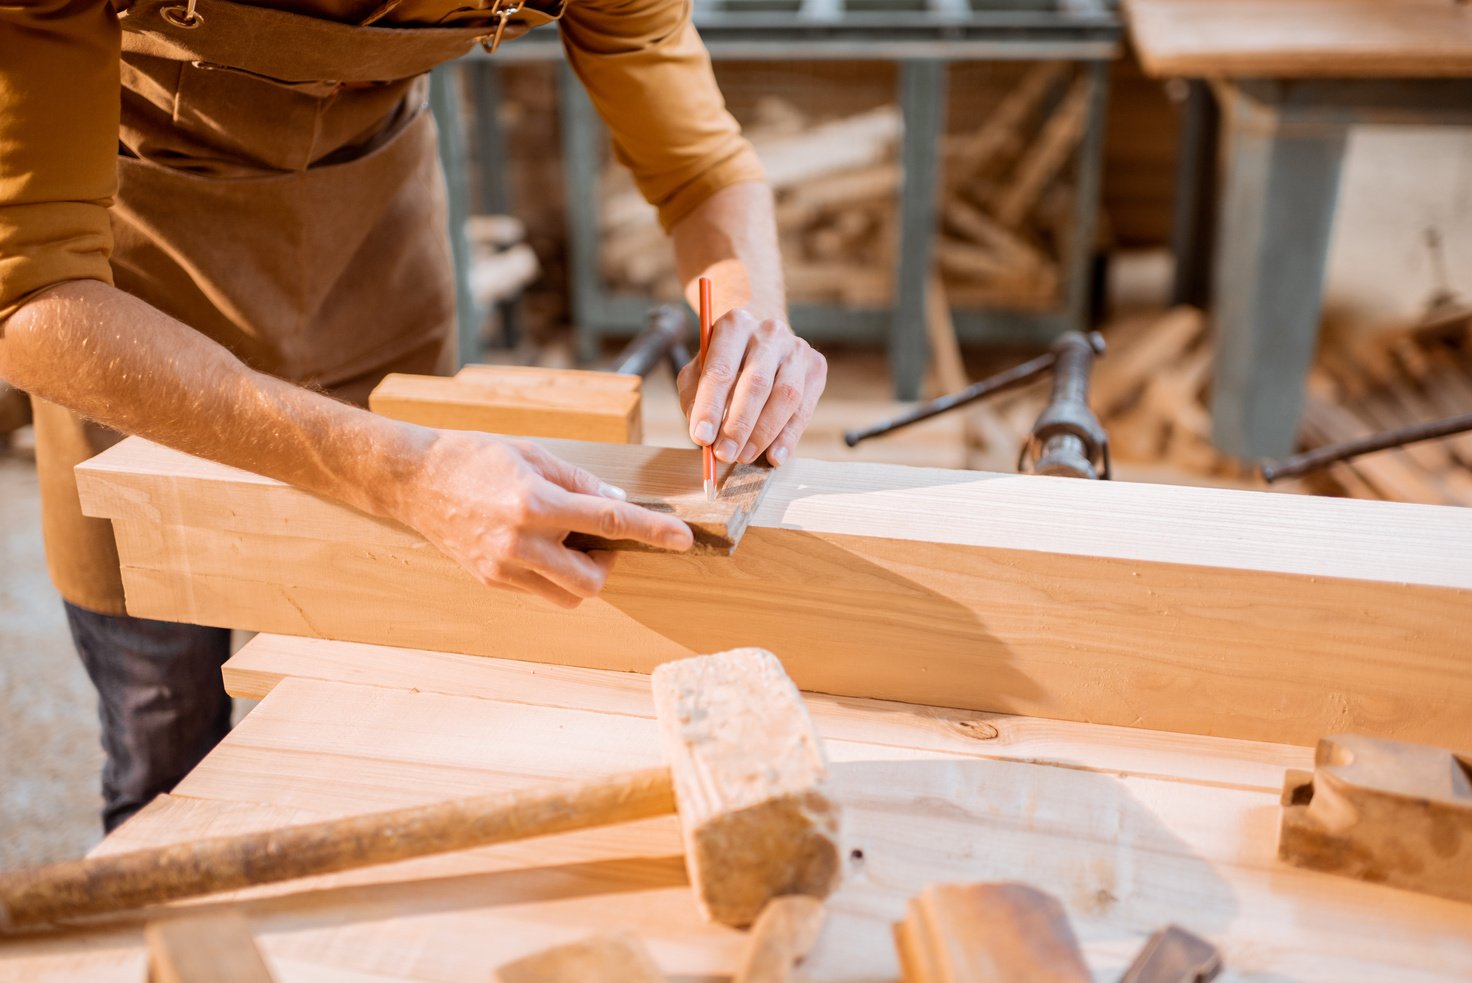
1118;925;1222;983
651;649;841;927
494;933;664;983
369;368;641;444
734;896;826;983
146;911;275;983
1279;733;1472;904
893;882;1090;982
75;435;1472;749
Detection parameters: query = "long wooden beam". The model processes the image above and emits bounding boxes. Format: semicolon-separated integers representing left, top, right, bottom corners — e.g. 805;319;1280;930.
76;436;1472;749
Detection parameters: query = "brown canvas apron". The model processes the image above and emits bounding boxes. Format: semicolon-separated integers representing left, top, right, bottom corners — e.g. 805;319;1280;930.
35;0;562;615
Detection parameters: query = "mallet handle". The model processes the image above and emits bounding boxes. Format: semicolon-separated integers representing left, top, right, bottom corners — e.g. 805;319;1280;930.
0;767;674;931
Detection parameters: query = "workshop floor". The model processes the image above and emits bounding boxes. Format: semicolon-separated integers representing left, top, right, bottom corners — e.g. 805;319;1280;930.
0;431;105;870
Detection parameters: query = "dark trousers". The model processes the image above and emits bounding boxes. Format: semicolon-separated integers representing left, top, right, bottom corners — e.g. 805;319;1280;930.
65;602;233;832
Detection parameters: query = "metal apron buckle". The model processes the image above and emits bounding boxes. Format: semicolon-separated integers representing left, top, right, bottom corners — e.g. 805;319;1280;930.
478;0;523;53
160;0;203;29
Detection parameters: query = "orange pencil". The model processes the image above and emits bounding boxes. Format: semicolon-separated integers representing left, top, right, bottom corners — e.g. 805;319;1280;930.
698;277;716;501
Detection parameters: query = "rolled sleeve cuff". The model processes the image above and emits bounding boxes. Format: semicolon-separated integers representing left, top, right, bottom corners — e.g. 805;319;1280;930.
653;140;765;232
0;202;114;323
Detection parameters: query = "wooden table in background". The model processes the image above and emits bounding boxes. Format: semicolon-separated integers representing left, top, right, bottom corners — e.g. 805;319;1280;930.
3;634;1472;981
1123;0;1472;458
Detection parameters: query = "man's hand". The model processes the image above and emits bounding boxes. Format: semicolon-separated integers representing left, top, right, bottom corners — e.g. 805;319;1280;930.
399;430;694;608
678;309;827;467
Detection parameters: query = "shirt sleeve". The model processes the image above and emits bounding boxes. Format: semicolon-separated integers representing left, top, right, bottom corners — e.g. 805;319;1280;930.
558;0;764;232
0;0;119;323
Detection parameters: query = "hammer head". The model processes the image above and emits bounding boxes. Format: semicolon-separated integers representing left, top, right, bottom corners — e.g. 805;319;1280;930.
651;648;842;927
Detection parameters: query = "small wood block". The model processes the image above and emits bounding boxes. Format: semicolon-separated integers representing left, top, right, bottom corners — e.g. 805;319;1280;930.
370;368;641;444
893;882;1091;982
1279;733;1472;903
565;460;773;556
493;932;663;983
1118;925;1222;983
146;911;275;983
735;895;827;983
651;649;842;927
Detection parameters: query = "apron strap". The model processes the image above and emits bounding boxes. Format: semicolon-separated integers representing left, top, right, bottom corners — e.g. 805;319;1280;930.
119;0;562;84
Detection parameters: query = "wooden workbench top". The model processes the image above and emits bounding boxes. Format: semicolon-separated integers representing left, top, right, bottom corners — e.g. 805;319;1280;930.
2;636;1471;981
1124;0;1472;78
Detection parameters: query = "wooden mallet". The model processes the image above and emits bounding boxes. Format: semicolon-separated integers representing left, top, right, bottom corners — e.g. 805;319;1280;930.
0;648;841;932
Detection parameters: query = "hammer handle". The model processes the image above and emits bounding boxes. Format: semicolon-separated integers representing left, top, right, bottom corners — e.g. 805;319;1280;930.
0;766;674;931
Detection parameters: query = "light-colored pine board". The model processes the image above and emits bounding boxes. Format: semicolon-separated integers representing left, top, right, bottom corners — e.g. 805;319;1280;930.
3;676;1470;981
74;432;1472;747
75;436;1472;749
1124;0;1472;79
222;634;1311;792
370;369;641;444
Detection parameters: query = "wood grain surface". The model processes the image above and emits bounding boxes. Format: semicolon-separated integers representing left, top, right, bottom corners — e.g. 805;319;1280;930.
369;369;642;445
76;437;1472;749
2;665;1470;981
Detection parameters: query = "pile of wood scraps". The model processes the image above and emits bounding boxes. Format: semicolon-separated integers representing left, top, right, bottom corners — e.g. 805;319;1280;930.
599;63;1090;313
1300;323;1472;507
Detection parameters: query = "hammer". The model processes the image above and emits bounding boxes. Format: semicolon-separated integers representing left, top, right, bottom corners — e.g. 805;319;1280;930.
0;649;842;932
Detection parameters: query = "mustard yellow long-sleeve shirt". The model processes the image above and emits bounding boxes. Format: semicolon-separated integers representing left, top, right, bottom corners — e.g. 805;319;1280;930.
0;0;762;321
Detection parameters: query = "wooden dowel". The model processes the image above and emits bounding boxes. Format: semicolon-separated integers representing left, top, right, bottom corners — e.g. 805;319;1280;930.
0;767;674;931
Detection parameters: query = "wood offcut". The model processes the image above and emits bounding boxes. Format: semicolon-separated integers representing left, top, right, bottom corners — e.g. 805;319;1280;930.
893;882;1091;982
1279;733;1472;904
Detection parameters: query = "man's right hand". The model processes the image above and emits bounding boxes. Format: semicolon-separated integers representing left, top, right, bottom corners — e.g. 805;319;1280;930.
397;430;694;608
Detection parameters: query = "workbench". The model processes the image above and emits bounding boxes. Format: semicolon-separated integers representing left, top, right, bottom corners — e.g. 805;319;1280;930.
1122;0;1472;458
4;633;1472;981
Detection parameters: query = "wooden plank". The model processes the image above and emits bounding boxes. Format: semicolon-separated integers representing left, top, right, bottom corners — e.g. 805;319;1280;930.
4;675;1471;981
1123;0;1472;79
75;436;1472;749
893;883;1091;982
222;635;1312;793
146;911;276;983
369;369;641;444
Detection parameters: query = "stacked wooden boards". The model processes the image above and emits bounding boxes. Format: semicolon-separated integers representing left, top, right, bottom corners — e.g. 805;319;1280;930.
1123;0;1472;78
74;435;1472;749
4;634;1472;981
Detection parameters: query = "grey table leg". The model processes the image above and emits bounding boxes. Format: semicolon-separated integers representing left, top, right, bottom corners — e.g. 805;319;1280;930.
431;65;483;368
892;60;948;401
1169;80;1220;308
1209;84;1347;458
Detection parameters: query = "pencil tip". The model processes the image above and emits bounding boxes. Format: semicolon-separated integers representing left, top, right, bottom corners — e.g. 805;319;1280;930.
704;479;716;501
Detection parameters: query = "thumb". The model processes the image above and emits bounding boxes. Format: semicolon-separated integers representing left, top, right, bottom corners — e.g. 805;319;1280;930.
523;445;628;501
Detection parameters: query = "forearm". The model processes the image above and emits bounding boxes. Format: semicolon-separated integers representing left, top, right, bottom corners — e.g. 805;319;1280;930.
671;181;785;323
0;280;426;521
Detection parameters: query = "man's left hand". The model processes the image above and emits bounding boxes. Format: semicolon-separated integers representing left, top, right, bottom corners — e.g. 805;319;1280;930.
677;309;827;467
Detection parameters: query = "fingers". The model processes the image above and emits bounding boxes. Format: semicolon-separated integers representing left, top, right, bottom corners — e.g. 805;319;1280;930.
688;308;756;449
513;535;613;600
483;562;583;609
715;322;791;464
737;347;806;464
676;357;699;420
766;351;826;466
521;443;627;501
549;490;694;552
